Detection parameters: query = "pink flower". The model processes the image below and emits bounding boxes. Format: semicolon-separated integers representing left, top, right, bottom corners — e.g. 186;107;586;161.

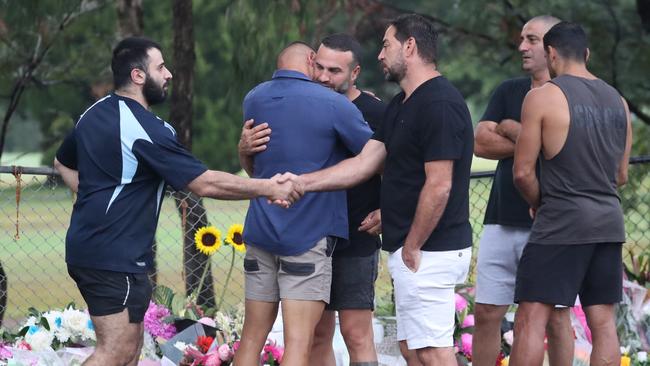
198;317;217;328
0;343;12;360
232;340;240;353
461;314;475;328
218;344;233;361
15;340;32;350
503;330;514;346
455;294;468;312
143;301;177;340
263;340;284;363
460;333;473;357
203;352;222;366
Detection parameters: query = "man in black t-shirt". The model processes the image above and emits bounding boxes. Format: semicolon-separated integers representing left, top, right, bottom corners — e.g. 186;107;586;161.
291;14;474;366
472;16;574;366
239;34;385;366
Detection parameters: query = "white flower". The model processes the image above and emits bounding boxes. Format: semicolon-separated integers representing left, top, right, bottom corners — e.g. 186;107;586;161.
42;311;63;329
621;345;631;355
174;341;188;351
23;316;38;327
56;327;72;343
503;330;514;346
25;328;55;351
62;307;89;335
82;320;96;342
638;351;648;362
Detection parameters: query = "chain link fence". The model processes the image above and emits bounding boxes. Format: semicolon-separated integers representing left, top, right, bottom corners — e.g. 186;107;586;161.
0;157;649;329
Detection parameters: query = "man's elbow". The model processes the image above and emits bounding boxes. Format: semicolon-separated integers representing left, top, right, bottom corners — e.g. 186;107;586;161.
187;172;212;197
473;143;489;159
513;167;532;189
53;158;63;172
430;181;452;200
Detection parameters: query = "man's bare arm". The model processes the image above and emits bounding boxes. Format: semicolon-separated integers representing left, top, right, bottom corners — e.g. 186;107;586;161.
238;119;271;177
513;89;544;208
401;160;453;272
474;121;516;160
617;98;633;186
299;139;386;192
495;119;522;143
54;158;79;193
187;170;302;205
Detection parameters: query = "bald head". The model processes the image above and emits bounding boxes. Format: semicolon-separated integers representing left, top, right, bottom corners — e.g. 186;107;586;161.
526;15;561;33
277;41;315;77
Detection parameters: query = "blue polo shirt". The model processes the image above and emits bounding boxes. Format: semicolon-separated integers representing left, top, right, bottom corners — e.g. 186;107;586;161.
242;70;372;255
56;94;207;273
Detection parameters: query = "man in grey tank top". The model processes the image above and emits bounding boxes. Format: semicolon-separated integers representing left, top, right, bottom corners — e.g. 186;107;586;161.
509;22;632;366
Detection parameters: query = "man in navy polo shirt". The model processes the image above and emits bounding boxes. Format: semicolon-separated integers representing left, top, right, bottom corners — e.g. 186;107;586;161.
290;14;474;366
233;42;373;366
239;34;385;366
53;37;302;366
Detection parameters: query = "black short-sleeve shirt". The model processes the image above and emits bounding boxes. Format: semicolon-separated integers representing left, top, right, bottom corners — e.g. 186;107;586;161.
372;76;474;252
480;77;533;228
56;94;207;273
334;91;385;257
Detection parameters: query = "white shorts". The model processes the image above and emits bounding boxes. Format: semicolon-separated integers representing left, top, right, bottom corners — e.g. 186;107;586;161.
388;246;471;350
475;225;530;305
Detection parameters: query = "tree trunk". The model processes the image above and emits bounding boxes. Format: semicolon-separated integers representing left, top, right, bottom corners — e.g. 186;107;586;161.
170;0;215;307
116;0;143;37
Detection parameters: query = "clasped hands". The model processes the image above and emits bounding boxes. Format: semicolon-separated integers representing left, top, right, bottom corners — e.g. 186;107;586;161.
266;172;304;208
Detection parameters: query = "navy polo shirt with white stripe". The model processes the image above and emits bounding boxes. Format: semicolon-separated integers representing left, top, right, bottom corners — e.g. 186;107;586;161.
56;93;207;273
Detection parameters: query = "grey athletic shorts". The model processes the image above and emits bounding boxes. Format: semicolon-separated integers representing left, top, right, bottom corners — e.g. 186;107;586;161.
475;225;530;305
243;237;335;303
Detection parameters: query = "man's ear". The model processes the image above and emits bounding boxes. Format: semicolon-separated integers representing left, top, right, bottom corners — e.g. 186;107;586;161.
307;50;316;66
130;68;146;86
350;64;361;83
585;48;590;63
404;37;416;58
546;45;556;62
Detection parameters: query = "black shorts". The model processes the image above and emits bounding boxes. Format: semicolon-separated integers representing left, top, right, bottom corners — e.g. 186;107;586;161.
326;250;379;311
514;242;622;307
68;265;152;323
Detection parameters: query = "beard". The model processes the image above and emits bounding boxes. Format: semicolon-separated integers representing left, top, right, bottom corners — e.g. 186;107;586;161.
332;79;350;94
143;75;168;106
384;58;407;83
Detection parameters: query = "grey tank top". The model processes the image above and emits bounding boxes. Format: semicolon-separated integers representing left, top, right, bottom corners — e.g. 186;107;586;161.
528;74;627;245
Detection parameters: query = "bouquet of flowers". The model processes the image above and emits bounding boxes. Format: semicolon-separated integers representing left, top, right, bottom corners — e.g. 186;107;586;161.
17;305;95;351
453;286;512;366
176;334;234;366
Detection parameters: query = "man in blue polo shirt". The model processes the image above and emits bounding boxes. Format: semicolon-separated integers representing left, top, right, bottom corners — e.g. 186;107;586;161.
233;42;373;366
53;37;302;366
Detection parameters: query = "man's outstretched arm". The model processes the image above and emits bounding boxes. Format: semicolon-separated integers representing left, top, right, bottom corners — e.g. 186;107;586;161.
187;170;302;206
298;139;386;192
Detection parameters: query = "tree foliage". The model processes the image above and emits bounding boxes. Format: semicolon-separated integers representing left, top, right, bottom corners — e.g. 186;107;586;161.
1;0;649;166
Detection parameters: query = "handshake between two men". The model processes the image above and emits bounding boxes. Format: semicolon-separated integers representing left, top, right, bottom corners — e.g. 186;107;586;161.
267;172;305;208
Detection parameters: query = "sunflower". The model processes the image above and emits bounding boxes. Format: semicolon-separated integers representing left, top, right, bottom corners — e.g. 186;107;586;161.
194;226;221;256
225;224;246;252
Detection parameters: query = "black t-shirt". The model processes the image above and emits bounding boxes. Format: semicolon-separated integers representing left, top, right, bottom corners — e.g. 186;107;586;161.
481;77;533;228
335;91;385;257
373;76;474;252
